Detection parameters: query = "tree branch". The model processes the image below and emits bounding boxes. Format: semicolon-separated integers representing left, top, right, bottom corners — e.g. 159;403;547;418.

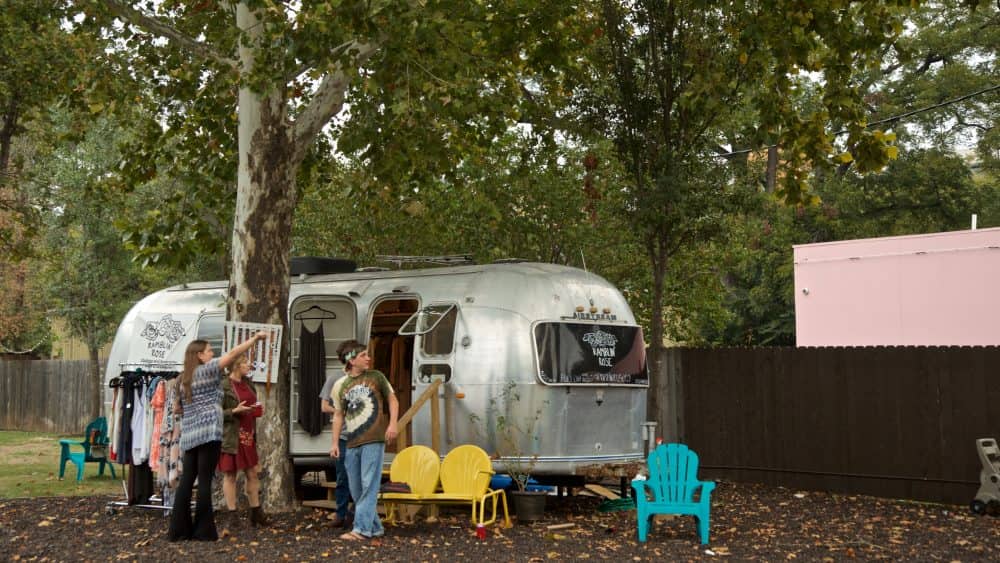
951;110;992;132
103;0;238;70
290;41;379;162
914;52;945;75
287;39;360;82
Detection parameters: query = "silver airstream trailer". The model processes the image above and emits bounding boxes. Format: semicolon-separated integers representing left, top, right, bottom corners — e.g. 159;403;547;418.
104;261;649;483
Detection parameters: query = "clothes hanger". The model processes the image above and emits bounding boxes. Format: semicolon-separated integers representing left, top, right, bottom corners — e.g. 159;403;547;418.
294;304;338;320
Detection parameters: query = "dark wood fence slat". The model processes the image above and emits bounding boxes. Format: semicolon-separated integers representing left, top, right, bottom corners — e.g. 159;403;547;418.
664;346;995;506
0;360;94;433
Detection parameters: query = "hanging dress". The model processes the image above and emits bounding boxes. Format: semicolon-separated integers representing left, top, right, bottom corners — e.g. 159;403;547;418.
297;323;328;435
149;380;166;472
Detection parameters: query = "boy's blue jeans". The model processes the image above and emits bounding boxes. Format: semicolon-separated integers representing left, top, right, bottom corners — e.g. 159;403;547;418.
345;441;385;538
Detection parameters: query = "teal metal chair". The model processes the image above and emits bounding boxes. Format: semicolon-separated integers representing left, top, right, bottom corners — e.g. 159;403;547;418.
59;417;116;481
632;443;715;544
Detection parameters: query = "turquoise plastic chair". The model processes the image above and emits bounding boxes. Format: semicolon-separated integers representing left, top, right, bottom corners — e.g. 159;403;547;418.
632;443;715;544
59;417;117;481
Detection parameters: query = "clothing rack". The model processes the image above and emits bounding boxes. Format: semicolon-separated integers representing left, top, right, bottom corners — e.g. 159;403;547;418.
106;369;185;517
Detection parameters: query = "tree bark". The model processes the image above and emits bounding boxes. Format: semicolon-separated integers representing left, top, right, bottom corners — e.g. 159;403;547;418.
229;2;297;512
647;232;666;350
89;343;102;418
766;145;778;192
0;95;19;176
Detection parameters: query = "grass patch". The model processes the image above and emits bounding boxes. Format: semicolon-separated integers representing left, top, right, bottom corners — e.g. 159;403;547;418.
0;431;122;499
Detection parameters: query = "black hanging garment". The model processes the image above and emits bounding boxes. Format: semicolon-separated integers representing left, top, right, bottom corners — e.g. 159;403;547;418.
128;463;154;505
116;372;139;465
297;323;329;435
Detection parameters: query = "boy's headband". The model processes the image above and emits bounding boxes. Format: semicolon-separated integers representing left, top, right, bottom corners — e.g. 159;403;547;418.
345;350;359;362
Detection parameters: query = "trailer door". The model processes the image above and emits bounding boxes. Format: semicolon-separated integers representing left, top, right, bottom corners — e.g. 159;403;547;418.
399;303;458;449
289;297;357;457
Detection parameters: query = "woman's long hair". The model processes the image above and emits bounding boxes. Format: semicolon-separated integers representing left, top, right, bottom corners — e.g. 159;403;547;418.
181;339;209;402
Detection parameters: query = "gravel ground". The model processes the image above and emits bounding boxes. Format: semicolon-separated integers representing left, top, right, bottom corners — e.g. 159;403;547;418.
1;480;997;562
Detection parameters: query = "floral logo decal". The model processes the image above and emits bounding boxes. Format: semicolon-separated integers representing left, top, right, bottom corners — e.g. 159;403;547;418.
140;314;185;344
582;329;618;349
140;314;185;360
582;329;618;367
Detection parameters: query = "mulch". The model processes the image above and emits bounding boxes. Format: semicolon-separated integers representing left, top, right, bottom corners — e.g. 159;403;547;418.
1;480;997;562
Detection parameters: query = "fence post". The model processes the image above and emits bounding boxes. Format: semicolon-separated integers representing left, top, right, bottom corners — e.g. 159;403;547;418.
646;346;684;444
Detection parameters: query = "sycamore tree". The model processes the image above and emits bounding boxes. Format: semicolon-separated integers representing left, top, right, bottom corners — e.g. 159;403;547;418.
84;0;582;510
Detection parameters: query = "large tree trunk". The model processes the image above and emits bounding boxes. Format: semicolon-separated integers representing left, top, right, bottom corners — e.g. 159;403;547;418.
229;3;297;512
647;232;666;350
89;343;102;418
766;145;779;192
645;231;673;442
0;95;19;175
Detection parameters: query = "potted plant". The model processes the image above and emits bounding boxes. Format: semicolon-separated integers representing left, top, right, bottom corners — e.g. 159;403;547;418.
471;382;549;522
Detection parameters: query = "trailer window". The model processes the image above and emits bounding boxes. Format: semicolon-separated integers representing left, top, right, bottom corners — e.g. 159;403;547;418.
399;303;456;336
418;364;452;383
196;314;225;353
534;323;648;385
422;307;457;355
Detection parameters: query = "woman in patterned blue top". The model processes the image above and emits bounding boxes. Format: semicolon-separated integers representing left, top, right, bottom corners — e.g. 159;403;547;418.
168;331;267;542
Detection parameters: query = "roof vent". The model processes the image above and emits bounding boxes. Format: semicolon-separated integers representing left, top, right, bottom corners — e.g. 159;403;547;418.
493;258;526;264
290;257;357;276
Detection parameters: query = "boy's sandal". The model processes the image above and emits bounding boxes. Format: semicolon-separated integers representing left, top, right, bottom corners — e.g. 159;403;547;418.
339;531;366;541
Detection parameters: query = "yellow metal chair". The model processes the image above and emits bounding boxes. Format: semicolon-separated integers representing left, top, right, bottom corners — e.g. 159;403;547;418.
437;444;511;527
381;445;441;524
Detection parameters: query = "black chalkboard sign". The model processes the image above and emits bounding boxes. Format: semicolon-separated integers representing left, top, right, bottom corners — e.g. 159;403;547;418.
534;323;648;385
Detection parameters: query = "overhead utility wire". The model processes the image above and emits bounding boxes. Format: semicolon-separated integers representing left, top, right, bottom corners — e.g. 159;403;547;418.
715;83;1000;158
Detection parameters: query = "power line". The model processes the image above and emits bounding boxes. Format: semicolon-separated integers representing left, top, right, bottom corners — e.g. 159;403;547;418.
715;83;1000;158
866;83;1000;129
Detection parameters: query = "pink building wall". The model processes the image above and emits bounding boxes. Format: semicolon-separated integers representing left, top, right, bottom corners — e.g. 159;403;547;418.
794;227;1000;347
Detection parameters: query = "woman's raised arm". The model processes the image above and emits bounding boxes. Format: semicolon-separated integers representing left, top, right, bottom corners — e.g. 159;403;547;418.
219;331;267;370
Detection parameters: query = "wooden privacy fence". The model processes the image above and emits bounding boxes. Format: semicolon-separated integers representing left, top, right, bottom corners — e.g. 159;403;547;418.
653;346;1000;506
0;360;95;434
